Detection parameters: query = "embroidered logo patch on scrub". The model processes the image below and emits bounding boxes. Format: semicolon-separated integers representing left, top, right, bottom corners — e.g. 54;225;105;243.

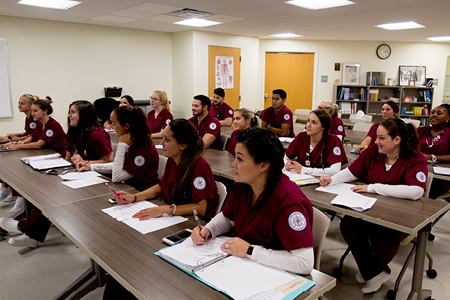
229;109;233;114
416;171;426;183
288;212;307;231
134;155;145;167
333;146;341;156
166;119;171;125
30;122;36;129
193;177;206;190
284;114;290;120
46;129;54;137
338;125;343;132
209;123;217;130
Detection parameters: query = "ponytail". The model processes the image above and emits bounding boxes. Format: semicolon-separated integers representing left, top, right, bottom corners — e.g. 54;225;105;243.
113;106;151;148
381;119;420;159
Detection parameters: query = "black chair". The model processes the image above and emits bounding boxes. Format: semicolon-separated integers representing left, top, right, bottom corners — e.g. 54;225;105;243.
93;97;119;124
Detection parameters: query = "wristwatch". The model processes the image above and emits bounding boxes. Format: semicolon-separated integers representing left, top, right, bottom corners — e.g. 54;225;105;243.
246;245;254;258
431;155;437;163
267;125;271;131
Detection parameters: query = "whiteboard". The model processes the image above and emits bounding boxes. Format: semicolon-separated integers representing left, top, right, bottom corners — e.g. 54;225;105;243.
0;39;13;118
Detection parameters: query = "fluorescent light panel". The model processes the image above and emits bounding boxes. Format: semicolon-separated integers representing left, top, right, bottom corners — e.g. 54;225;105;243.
18;0;80;10
286;0;355;10
427;36;450;42
270;33;303;38
376;21;424;30
174;18;221;27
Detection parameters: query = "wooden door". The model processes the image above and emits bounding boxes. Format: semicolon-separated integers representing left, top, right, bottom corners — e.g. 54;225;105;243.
208;46;241;109
264;52;314;111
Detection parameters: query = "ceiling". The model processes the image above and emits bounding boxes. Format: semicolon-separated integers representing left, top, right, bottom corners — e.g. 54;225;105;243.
1;0;450;42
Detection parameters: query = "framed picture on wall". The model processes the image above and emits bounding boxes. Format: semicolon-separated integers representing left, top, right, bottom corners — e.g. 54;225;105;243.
399;66;426;86
342;62;360;85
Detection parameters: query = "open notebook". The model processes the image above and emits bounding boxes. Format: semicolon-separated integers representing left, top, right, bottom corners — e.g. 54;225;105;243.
156;237;315;300
21;153;72;170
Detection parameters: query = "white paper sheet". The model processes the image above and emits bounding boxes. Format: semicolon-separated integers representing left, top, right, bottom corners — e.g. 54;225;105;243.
282;169;315;182
58;171;101;181
433;166;450;176
279;137;294;143
155;145;163;149
21;153;72;170
330;190;377;211
61;176;108;189
316;183;355;194
102;201;187;234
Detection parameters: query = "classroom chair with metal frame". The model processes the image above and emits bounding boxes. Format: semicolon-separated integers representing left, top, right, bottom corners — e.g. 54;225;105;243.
312;207;331;300
219;133;229;152
214;181;227;216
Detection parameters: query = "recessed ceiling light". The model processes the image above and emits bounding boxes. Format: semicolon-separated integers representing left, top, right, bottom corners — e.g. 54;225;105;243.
270;33;303;38
285;0;355;10
376;21;424;30
174;18;221;27
427;36;450;42
18;0;80;10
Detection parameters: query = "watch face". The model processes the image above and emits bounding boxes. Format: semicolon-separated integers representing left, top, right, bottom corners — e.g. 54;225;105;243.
377;44;391;59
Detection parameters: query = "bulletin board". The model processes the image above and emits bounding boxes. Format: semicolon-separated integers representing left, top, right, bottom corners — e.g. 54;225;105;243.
0;38;13;118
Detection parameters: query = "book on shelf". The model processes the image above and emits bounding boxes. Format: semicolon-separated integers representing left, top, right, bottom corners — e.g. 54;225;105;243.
156;237;316;300
338;102;358;114
369;89;379;101
339;87;357;101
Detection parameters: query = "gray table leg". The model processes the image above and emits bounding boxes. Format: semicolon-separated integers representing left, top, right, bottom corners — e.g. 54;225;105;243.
407;224;431;300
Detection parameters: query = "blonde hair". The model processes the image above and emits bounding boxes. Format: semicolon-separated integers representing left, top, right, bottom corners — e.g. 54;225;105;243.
21;94;35;105
321;100;339;117
235;108;257;127
154;90;170;112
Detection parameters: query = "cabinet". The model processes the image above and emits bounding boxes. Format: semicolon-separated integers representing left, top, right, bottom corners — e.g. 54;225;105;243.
333;85;433;126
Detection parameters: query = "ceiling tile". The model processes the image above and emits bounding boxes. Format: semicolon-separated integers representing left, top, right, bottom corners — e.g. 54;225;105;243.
128;2;182;13
110;9;157;19
93;15;137;23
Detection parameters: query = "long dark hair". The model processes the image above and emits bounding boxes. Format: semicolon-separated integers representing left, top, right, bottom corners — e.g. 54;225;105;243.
169;119;205;197
113;106;151;148
309;109;331;166
381;118;420;159
66;100;102;153
237;127;285;202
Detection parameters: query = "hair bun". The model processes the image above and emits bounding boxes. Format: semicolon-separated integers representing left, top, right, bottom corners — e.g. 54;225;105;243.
45;96;53;104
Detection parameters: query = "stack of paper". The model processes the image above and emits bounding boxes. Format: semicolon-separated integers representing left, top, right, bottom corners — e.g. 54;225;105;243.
102;201;187;234
279;137;294;144
283;169;319;186
316;183;355;194
433;166;450;176
21;153;72;170
330;190;377;212
58;171;101;180
61;176;108;189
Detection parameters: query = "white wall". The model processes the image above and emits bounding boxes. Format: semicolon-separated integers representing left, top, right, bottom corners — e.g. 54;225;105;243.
0;16;172;133
260;39;450;110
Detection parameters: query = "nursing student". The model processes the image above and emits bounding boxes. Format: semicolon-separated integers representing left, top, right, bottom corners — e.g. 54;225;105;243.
192;127;314;275
261;89;295;137
317;100;346;140
354;100;399;153
209;87;233;127
78;105;159;191
146;90;173;139
0;98;69;247
227;108;257;155
285;109;347;176
104;95;134;130
0;94;37;204
103;119;218;299
320;118;427;294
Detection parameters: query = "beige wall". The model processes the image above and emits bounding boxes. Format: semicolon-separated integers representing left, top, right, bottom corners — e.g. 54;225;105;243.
0;16;172;133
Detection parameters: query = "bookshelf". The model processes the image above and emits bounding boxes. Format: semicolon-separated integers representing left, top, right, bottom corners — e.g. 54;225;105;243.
333;85;434;126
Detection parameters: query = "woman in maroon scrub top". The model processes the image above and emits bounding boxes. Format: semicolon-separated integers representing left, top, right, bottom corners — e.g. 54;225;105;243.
78;106;159;191
317;100;345;140
192;127;314;275
227;108;256;155
147;90;173;139
354;100;399;154
320;118;427;295
285;109;347;176
104;95;134;130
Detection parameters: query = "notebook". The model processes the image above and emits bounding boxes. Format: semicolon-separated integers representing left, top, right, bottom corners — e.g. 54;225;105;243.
21;153;72;170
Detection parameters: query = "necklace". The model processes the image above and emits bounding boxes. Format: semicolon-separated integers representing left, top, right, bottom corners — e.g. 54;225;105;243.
426;128;446;148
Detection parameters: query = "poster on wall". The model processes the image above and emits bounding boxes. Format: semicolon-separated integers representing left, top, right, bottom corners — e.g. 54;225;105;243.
215;56;234;89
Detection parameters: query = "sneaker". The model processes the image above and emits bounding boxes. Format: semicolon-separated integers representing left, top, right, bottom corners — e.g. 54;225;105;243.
356;271;366;284
361;271;391;294
0;186;11;201
8;234;38;248
8;197;25;218
0;217;20;233
3;193;18;203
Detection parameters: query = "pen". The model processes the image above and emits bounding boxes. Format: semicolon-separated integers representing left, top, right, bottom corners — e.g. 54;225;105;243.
77;160;90;172
322;163;326;178
193;207;202;230
105;183;120;198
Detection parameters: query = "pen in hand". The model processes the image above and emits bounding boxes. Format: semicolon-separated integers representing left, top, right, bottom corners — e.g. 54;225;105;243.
193;207;202;230
105;183;120;199
77;160;90;172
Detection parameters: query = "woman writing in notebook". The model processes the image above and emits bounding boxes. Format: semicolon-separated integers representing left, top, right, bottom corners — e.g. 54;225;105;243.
147;90;173;139
284;109;347;176
320;118;427;294
103;95;134;130
354;100;399;154
227;108;256;155
192;127;314;275
66;100;114;166
317;100;345;140
78;105;159;191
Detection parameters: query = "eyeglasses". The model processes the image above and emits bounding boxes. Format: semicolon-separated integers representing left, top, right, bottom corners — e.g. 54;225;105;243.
317;106;326;110
150;97;161;101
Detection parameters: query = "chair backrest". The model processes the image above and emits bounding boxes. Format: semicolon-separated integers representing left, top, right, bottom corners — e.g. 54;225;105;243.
157;155;167;179
93;97;119;123
349;114;372;123
215;181;227;216
255;115;262;127
424;171;433;198
295;109;311;115
219;133;229;151
403;119;421;128
312;207;331;271
293;123;305;135
352;122;373;133
292;115;298;124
